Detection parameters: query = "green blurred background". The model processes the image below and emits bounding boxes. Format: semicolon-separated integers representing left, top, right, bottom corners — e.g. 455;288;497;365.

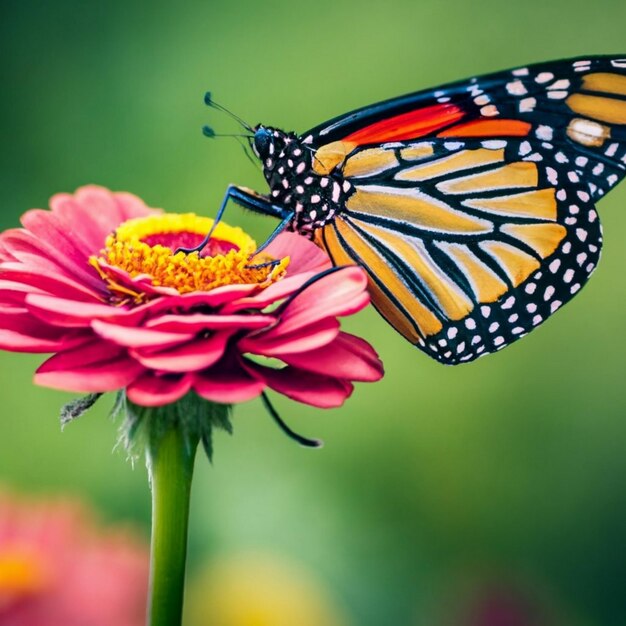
1;1;625;624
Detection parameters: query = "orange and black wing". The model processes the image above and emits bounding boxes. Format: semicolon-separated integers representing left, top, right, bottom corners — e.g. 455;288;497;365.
306;57;626;363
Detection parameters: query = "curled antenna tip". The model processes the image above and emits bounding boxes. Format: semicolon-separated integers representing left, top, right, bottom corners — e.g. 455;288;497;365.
202;125;216;138
204;91;213;106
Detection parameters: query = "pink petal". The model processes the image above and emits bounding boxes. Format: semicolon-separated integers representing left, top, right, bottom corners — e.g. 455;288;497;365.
193;362;266;403
263;232;332;275
25;294;133;328
139;284;262;317
279;332;384;381
92;319;196;348
126;373;192;406
130;333;232;372
238;318;340;356
0;309;90;353
243;361;353;408
0;228;106;296
145;313;275;332
35;341;143;393
0;261;103;302
222;271;324;313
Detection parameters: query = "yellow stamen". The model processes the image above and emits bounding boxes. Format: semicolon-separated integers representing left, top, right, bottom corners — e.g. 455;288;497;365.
90;213;289;301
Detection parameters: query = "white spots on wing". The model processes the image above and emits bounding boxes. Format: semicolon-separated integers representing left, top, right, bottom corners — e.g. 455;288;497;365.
577;190;590;202
576;228;587;242
536;72;554;84
547;91;568;100
568;171;580;183
605;142;618;158
527;302;538;313
443;141;464;151
575;156;588;167
465;318;477;330
555;152;569;164
588;209;598;223
549;259;561;273
506;79;528;95
502;296;515;309
576;252;587;266
525;282;537;295
556;189;567;201
480;105;499;117
549;78;570;90
447;327;458;340
543;285;555;301
519;97;536;112
332;182;341;203
536;125;553;141
513;67;530;76
296;162;306;174
611;59;626;68
546;167;558;185
482;140;507;149
519;141;532;156
474;95;491;106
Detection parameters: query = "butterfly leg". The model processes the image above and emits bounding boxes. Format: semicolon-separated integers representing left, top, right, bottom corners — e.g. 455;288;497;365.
175;185;292;255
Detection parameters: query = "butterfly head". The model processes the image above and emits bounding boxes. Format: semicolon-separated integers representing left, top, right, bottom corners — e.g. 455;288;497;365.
252;125;292;162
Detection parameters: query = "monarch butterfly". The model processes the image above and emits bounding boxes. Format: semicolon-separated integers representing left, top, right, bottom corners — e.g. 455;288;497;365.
188;56;626;364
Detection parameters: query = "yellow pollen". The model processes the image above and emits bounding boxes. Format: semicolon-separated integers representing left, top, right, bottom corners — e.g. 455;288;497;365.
90;213;289;300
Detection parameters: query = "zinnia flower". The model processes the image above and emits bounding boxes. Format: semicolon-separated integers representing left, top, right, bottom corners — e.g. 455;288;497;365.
0;488;148;626
0;186;383;409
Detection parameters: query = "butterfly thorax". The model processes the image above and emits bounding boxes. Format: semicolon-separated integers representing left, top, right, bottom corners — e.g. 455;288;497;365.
253;125;353;235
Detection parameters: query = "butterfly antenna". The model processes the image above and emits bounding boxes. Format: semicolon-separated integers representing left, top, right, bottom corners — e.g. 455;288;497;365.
202;126;252;139
204;91;254;133
261;392;323;448
235;136;262;171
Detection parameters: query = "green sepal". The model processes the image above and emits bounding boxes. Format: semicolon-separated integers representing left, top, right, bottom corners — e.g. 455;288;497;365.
59;392;103;428
119;391;232;462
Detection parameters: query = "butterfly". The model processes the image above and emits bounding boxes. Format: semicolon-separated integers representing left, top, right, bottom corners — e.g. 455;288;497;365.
192;56;626;365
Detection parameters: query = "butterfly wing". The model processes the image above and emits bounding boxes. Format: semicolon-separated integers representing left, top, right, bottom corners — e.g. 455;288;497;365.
306;57;626;363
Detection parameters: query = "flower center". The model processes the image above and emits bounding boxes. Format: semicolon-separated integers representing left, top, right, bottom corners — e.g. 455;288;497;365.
0;549;47;609
91;213;289;299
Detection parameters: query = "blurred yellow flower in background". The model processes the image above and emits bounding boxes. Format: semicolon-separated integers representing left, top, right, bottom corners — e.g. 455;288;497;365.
185;552;351;626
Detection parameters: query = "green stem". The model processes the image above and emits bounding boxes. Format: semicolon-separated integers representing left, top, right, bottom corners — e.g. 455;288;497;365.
146;426;198;626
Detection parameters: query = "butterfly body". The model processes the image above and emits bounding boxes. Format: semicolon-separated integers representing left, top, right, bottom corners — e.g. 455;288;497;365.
253;126;355;234
217;56;626;364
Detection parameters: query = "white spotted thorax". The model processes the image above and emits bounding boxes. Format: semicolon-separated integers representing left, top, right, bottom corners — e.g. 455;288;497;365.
253;125;353;235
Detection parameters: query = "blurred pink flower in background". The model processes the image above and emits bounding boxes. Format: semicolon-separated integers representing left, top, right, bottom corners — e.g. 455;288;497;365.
0;186;382;408
0;489;148;626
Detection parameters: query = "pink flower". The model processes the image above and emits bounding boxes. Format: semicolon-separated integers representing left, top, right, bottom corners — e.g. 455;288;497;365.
0;186;383;408
0;489;148;626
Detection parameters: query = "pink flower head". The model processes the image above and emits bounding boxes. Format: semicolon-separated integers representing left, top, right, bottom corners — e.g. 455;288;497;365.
0;186;383;408
0;489;148;626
